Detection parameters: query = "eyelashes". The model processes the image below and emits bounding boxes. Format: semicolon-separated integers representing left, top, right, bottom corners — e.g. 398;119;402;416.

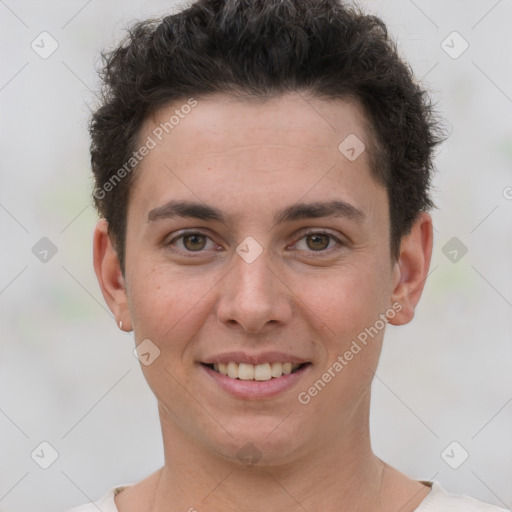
165;229;345;256
292;231;343;253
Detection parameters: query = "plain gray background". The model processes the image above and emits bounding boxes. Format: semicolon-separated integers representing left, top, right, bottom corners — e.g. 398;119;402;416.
1;1;511;511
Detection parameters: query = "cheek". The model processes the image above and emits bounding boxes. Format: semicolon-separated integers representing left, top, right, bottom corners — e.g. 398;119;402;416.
306;256;391;335
297;263;390;414
126;264;214;404
126;262;213;349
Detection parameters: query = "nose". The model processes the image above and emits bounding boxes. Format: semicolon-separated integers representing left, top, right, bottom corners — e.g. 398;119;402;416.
215;246;293;335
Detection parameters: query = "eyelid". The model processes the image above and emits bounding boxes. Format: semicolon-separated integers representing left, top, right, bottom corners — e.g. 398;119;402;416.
165;229;221;254
290;228;346;253
164;228;347;255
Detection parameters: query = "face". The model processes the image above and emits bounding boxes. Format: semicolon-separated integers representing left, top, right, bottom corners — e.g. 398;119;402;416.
95;92;431;466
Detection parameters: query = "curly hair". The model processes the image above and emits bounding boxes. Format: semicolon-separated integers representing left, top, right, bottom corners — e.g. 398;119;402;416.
90;0;444;272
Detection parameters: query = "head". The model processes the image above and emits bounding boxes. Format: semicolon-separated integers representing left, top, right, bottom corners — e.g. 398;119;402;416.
91;0;441;271
92;0;442;466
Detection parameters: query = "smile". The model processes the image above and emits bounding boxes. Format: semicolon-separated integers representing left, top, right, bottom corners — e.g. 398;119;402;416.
205;361;307;381
200;362;312;400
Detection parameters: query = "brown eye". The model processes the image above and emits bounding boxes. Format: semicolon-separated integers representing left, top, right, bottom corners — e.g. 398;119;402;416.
306;233;331;251
182;233;207;251
166;231;216;254
292;230;344;255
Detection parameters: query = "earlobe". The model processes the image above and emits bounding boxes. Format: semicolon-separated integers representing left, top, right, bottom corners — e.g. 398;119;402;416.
93;219;133;331
388;212;433;326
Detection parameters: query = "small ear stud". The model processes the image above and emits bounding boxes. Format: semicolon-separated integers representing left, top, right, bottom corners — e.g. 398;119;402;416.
119;320;123;330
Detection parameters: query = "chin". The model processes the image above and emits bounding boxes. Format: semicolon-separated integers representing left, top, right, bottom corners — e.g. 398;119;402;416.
210;420;307;466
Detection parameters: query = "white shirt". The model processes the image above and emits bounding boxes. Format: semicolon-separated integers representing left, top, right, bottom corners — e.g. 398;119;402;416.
65;481;510;512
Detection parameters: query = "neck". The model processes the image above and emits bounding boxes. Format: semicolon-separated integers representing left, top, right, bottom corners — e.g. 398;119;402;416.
152;397;391;512
116;391;431;512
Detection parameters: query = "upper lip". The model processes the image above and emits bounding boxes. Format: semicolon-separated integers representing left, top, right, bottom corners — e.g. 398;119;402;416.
201;351;310;365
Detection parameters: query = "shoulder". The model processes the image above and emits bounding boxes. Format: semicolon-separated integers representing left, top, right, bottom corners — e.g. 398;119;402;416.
416;482;510;512
62;485;131;512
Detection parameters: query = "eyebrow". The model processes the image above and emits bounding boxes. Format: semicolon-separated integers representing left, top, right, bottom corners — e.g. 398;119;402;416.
147;199;365;226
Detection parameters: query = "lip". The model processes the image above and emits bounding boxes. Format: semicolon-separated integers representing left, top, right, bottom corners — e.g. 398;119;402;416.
201;351;309;365
200;362;312;400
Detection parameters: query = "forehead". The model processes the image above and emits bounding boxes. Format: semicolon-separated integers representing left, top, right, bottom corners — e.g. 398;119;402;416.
143;92;371;158
130;92;386;225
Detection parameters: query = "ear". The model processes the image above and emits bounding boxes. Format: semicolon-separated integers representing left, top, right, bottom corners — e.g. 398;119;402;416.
93;219;132;331
388;212;433;326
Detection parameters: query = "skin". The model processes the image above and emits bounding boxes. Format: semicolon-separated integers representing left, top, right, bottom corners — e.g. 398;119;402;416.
94;92;433;512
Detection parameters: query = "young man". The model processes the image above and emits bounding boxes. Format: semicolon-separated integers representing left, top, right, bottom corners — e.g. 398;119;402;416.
69;0;508;511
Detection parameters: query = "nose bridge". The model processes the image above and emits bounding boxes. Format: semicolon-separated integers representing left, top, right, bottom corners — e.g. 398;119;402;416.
216;241;291;332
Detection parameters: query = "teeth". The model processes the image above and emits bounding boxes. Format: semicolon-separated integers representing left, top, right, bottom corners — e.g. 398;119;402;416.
270;362;283;378
210;361;303;381
238;363;255;380
254;363;271;381
227;362;238;379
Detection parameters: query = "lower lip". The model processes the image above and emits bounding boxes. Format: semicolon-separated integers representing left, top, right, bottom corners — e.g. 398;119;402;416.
200;363;311;400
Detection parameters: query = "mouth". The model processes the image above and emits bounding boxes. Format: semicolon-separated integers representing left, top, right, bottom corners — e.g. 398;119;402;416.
200;361;312;399
201;361;311;381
